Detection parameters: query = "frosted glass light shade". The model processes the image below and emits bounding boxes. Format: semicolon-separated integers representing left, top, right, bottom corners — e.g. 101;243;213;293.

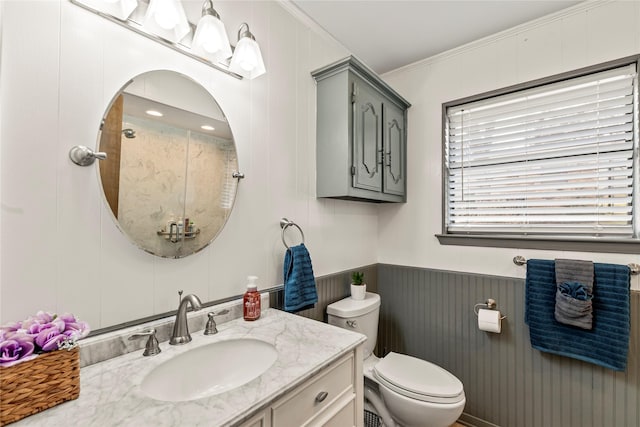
143;0;190;43
76;0;138;20
192;15;232;62
229;37;266;80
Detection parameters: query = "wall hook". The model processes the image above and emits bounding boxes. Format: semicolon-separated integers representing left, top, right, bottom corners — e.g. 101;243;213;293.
69;145;107;166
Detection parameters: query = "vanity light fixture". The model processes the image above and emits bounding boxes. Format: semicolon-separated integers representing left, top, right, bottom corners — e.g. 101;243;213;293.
69;0;267;80
228;23;266;80
192;0;232;62
75;0;138;20
143;0;191;43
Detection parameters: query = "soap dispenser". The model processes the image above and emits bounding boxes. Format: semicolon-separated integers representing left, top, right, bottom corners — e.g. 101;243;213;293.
243;276;261;321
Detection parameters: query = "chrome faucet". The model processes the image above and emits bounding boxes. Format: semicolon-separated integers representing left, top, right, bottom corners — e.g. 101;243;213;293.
170;293;203;345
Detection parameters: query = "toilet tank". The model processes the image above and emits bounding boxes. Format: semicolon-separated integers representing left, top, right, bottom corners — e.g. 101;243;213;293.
327;292;380;358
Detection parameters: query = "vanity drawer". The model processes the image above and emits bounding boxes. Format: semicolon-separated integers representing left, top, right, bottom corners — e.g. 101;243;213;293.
320;398;355;427
271;353;354;426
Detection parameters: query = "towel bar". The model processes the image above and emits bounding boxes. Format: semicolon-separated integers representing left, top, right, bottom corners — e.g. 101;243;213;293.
280;218;305;249
513;255;640;275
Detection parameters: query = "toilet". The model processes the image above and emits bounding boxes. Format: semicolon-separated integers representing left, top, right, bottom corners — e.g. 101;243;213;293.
327;292;465;427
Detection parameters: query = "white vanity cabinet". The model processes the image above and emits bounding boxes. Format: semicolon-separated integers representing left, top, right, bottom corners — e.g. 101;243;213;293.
11;309;365;427
238;349;363;427
312;56;410;203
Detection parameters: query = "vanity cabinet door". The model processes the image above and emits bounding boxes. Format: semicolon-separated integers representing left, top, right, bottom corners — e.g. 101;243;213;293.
382;101;406;197
352;77;383;193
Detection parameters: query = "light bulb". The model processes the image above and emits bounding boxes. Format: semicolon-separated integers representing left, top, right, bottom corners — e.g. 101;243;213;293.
199;19;222;53
237;42;257;71
154;0;178;30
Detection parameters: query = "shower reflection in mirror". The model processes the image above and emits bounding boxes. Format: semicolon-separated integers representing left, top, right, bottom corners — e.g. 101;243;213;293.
98;71;239;258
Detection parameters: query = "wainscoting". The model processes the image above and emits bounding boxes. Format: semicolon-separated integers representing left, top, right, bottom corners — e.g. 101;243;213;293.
377;264;639;427
271;263;638;426
269;264;378;322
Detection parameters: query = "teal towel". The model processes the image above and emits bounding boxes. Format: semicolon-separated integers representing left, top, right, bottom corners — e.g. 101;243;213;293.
283;244;318;312
525;259;630;371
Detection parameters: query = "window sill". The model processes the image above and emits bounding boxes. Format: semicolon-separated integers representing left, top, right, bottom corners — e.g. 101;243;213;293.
436;234;640;254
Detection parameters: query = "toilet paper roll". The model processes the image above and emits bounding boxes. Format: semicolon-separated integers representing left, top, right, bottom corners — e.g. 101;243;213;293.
478;308;502;333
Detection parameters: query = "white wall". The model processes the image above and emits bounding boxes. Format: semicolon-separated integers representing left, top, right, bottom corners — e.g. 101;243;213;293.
0;0;380;329
379;0;640;290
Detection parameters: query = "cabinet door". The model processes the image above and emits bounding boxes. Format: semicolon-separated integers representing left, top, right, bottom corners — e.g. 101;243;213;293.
352;80;383;192
383;102;405;196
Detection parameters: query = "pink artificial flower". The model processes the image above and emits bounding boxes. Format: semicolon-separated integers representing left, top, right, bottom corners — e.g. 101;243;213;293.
58;313;76;323
0;321;22;341
2;311;90;355
34;311;55;324
35;327;66;352
0;334;36;367
62;321;90;340
19;311;65;338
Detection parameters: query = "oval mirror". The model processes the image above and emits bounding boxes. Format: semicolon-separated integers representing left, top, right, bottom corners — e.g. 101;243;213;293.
97;70;238;258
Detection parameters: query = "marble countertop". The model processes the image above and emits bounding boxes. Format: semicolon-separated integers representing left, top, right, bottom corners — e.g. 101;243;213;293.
12;308;365;427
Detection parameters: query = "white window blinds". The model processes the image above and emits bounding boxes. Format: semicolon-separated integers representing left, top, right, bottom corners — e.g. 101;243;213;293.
445;63;638;236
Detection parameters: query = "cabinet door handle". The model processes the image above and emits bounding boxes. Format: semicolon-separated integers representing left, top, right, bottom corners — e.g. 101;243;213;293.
315;391;329;403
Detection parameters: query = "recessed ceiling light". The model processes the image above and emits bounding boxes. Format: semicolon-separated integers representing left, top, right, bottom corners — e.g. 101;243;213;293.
201;125;215;131
146;110;163;117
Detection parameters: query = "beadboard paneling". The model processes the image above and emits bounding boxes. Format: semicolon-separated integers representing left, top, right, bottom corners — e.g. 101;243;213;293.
377;264;639;427
270;264;378;322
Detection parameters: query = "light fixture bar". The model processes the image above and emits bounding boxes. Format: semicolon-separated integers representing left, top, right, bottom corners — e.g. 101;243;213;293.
69;0;243;80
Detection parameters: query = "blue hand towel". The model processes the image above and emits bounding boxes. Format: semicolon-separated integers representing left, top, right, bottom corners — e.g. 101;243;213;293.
558;282;592;301
525;259;630;371
283;244;318;312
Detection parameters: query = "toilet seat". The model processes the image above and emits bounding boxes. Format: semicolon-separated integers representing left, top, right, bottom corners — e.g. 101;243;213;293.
373;352;465;404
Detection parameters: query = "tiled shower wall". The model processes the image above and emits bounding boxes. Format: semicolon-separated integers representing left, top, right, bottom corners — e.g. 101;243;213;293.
377;264;639;427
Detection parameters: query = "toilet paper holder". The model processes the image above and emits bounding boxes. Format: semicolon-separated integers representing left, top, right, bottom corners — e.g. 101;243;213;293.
474;299;507;320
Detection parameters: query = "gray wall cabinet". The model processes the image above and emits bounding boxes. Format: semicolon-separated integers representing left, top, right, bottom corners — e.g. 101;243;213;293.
312;56;411;203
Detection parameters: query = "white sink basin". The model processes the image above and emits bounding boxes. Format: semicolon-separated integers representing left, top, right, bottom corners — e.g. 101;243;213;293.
140;339;278;402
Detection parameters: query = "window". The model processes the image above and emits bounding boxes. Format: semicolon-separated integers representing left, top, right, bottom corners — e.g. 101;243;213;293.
440;57;639;252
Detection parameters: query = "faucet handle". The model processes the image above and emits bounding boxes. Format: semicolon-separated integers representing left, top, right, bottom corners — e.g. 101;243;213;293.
128;328;161;356
204;309;230;335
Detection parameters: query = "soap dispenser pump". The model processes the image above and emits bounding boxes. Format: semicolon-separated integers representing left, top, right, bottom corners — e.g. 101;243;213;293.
243;276;261;321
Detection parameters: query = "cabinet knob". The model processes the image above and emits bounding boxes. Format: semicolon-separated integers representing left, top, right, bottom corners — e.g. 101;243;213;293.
315;391;328;403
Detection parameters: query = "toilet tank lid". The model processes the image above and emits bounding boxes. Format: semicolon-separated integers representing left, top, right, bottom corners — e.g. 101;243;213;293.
327;292;380;318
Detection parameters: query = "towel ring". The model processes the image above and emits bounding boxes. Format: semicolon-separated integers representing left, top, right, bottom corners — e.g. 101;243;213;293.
280;218;305;249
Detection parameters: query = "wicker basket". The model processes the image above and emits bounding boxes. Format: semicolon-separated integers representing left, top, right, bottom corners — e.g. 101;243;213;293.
0;347;80;426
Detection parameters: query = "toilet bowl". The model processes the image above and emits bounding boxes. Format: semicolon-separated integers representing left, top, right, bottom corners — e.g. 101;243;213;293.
327;292;465;427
